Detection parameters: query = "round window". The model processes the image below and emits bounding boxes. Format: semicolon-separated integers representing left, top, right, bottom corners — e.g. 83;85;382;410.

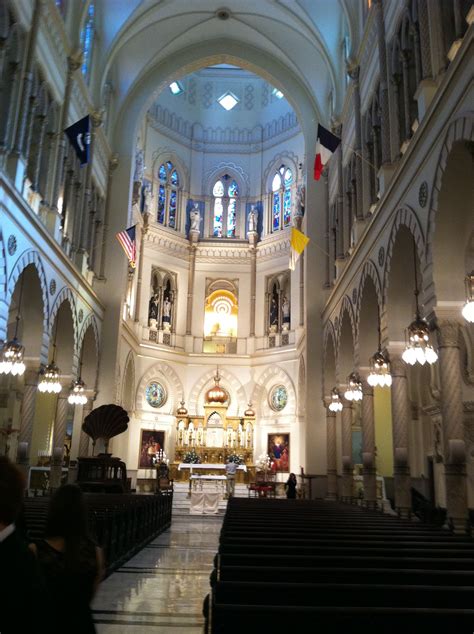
269;385;288;411
145;382;167;408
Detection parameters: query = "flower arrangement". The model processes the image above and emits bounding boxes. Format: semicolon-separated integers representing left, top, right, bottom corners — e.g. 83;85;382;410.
256;453;271;472
183;449;201;464
227;453;244;465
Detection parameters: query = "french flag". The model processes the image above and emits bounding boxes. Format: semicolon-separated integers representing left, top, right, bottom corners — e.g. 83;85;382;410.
314;124;341;181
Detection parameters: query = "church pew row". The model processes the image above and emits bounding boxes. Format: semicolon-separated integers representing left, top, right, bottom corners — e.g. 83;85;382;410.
22;491;173;573
206;499;474;632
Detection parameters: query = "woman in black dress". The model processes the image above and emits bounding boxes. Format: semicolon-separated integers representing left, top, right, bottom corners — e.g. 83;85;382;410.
285;473;297;499
29;485;104;633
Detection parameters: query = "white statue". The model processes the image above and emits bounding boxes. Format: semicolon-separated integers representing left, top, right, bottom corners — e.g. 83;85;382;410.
163;298;171;318
295;185;305;218
134;148;144;183
248;204;258;233
282;296;290;320
189;203;201;232
144;184;154;213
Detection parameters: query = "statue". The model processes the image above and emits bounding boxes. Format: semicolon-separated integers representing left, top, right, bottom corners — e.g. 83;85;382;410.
248;205;258;233
295;185;305;219
162;296;172;331
282;296;290;330
144;183;154;213
148;294;159;328
134;148;144;183
189;203;201;233
269;296;278;330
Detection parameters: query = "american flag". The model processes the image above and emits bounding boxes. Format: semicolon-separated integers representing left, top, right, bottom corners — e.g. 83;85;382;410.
115;225;137;267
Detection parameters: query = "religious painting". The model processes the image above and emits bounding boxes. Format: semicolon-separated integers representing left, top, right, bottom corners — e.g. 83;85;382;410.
267;433;290;473
145;381;167;408
139;430;165;468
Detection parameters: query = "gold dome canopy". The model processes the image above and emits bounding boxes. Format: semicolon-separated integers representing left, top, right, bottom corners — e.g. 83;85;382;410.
244;402;255;417
176;400;188;416
205;371;228;404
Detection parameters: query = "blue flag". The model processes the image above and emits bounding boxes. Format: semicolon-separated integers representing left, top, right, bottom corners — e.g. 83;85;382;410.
65;115;90;165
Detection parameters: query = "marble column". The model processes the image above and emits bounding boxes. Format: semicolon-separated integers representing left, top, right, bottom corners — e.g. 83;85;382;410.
248;231;257;336
390;356;412;517
341;398;353;501
78;399;94;458
361;380;377;508
186;231;199;335
16;367;39;464
437;319;468;533
134;212;149;323
326;403;337;500
52;392;69;457
374;0;391;165
98;154;119;279
348;65;364;220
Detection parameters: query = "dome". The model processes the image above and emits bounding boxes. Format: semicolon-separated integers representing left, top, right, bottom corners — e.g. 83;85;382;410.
176;400;188;416
205;372;228;404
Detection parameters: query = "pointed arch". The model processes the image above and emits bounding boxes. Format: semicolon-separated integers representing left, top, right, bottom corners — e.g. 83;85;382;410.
250;365;296;418
135;361;183;415
188;368;246;417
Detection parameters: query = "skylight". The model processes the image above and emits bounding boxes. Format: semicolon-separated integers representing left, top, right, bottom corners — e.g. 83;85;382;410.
218;91;239;111
169;81;184;95
272;87;284;99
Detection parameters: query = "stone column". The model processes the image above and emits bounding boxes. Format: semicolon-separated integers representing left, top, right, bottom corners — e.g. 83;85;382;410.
390;356;412;517
326;403;337;500
248;231;257;336
335;126;345;261
52;392;69;457
134;212;149;323
98;155;119;279
437;319;468;533
294;211;305;326
361;380;377;508
50;54;81;215
348;65;364;221
11;0;42;159
78;399;94;458
374;0;391;166
186;231;199;336
16;367;39;464
341;398;353;501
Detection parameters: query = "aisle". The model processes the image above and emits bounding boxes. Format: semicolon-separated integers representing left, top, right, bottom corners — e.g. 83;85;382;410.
92;515;222;633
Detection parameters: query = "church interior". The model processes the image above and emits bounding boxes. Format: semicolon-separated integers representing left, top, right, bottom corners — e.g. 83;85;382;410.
1;0;474;632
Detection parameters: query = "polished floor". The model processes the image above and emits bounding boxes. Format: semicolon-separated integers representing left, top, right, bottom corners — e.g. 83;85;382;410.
92;515;222;632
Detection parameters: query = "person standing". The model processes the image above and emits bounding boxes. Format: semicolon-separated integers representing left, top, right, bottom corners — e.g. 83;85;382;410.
225;458;237;499
29;484;104;633
285;473;297;499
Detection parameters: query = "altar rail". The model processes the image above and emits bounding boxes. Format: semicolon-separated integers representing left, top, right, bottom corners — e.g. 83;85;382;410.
22;491;172;574
204;499;474;632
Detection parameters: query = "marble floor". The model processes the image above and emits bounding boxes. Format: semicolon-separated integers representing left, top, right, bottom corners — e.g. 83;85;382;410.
92;515;222;633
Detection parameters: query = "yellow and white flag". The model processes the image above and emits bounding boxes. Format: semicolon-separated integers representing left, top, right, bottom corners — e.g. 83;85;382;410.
289;227;310;271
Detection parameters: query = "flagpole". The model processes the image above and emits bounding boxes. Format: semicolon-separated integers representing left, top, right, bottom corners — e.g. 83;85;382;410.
337;139;378;172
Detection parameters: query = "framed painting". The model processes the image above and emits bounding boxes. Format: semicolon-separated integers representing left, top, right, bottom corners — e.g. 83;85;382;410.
139;430;165;468
267;433;290;473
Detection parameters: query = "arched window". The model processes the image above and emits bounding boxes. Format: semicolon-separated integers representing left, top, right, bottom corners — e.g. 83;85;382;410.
80;2;95;80
157;161;180;230
212;175;239;238
271;165;293;232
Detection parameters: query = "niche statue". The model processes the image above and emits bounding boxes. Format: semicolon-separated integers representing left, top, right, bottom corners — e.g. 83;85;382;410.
247;205;258;233
162;296;172;332
282;296;290;331
148;294;159;329
189;203;201;234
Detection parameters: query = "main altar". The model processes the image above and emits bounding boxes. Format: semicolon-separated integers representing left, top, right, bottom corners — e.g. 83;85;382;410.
170;372;256;484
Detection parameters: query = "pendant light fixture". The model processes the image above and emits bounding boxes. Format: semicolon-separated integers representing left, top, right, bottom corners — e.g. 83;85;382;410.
38;315;62;394
344;372;363;401
462;271;474;323
0;274;26;376
68;346;88;406
367;321;392;387
401;243;438;366
328;387;343;412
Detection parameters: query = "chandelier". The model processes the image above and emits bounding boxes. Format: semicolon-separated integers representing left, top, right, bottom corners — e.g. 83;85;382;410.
344;372;363;401
38;316;62;394
68;378;87;405
38;362;62;393
0;274;26;376
368;350;392;387
328;388;343;412
402;244;438;366
462;271;474;323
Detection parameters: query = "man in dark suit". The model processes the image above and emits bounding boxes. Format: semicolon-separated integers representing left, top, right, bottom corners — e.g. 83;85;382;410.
0;456;45;633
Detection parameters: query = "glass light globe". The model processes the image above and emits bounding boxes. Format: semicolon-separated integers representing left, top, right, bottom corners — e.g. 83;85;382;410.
328;388;343;412
462;300;474;323
425;346;438;365
0;339;26;376
68;378;88;405
38;363;62;394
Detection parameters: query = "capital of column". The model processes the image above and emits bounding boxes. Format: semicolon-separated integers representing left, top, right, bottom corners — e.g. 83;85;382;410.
109;153;119;172
67;52;82;74
347;62;360;84
437;318;461;348
91;109;104;129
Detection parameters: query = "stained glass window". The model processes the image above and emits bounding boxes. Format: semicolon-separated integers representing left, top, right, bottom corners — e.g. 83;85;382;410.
269;385;288;411
271;165;293;232
212;176;239;238
156;161;180;230
80;3;95;80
